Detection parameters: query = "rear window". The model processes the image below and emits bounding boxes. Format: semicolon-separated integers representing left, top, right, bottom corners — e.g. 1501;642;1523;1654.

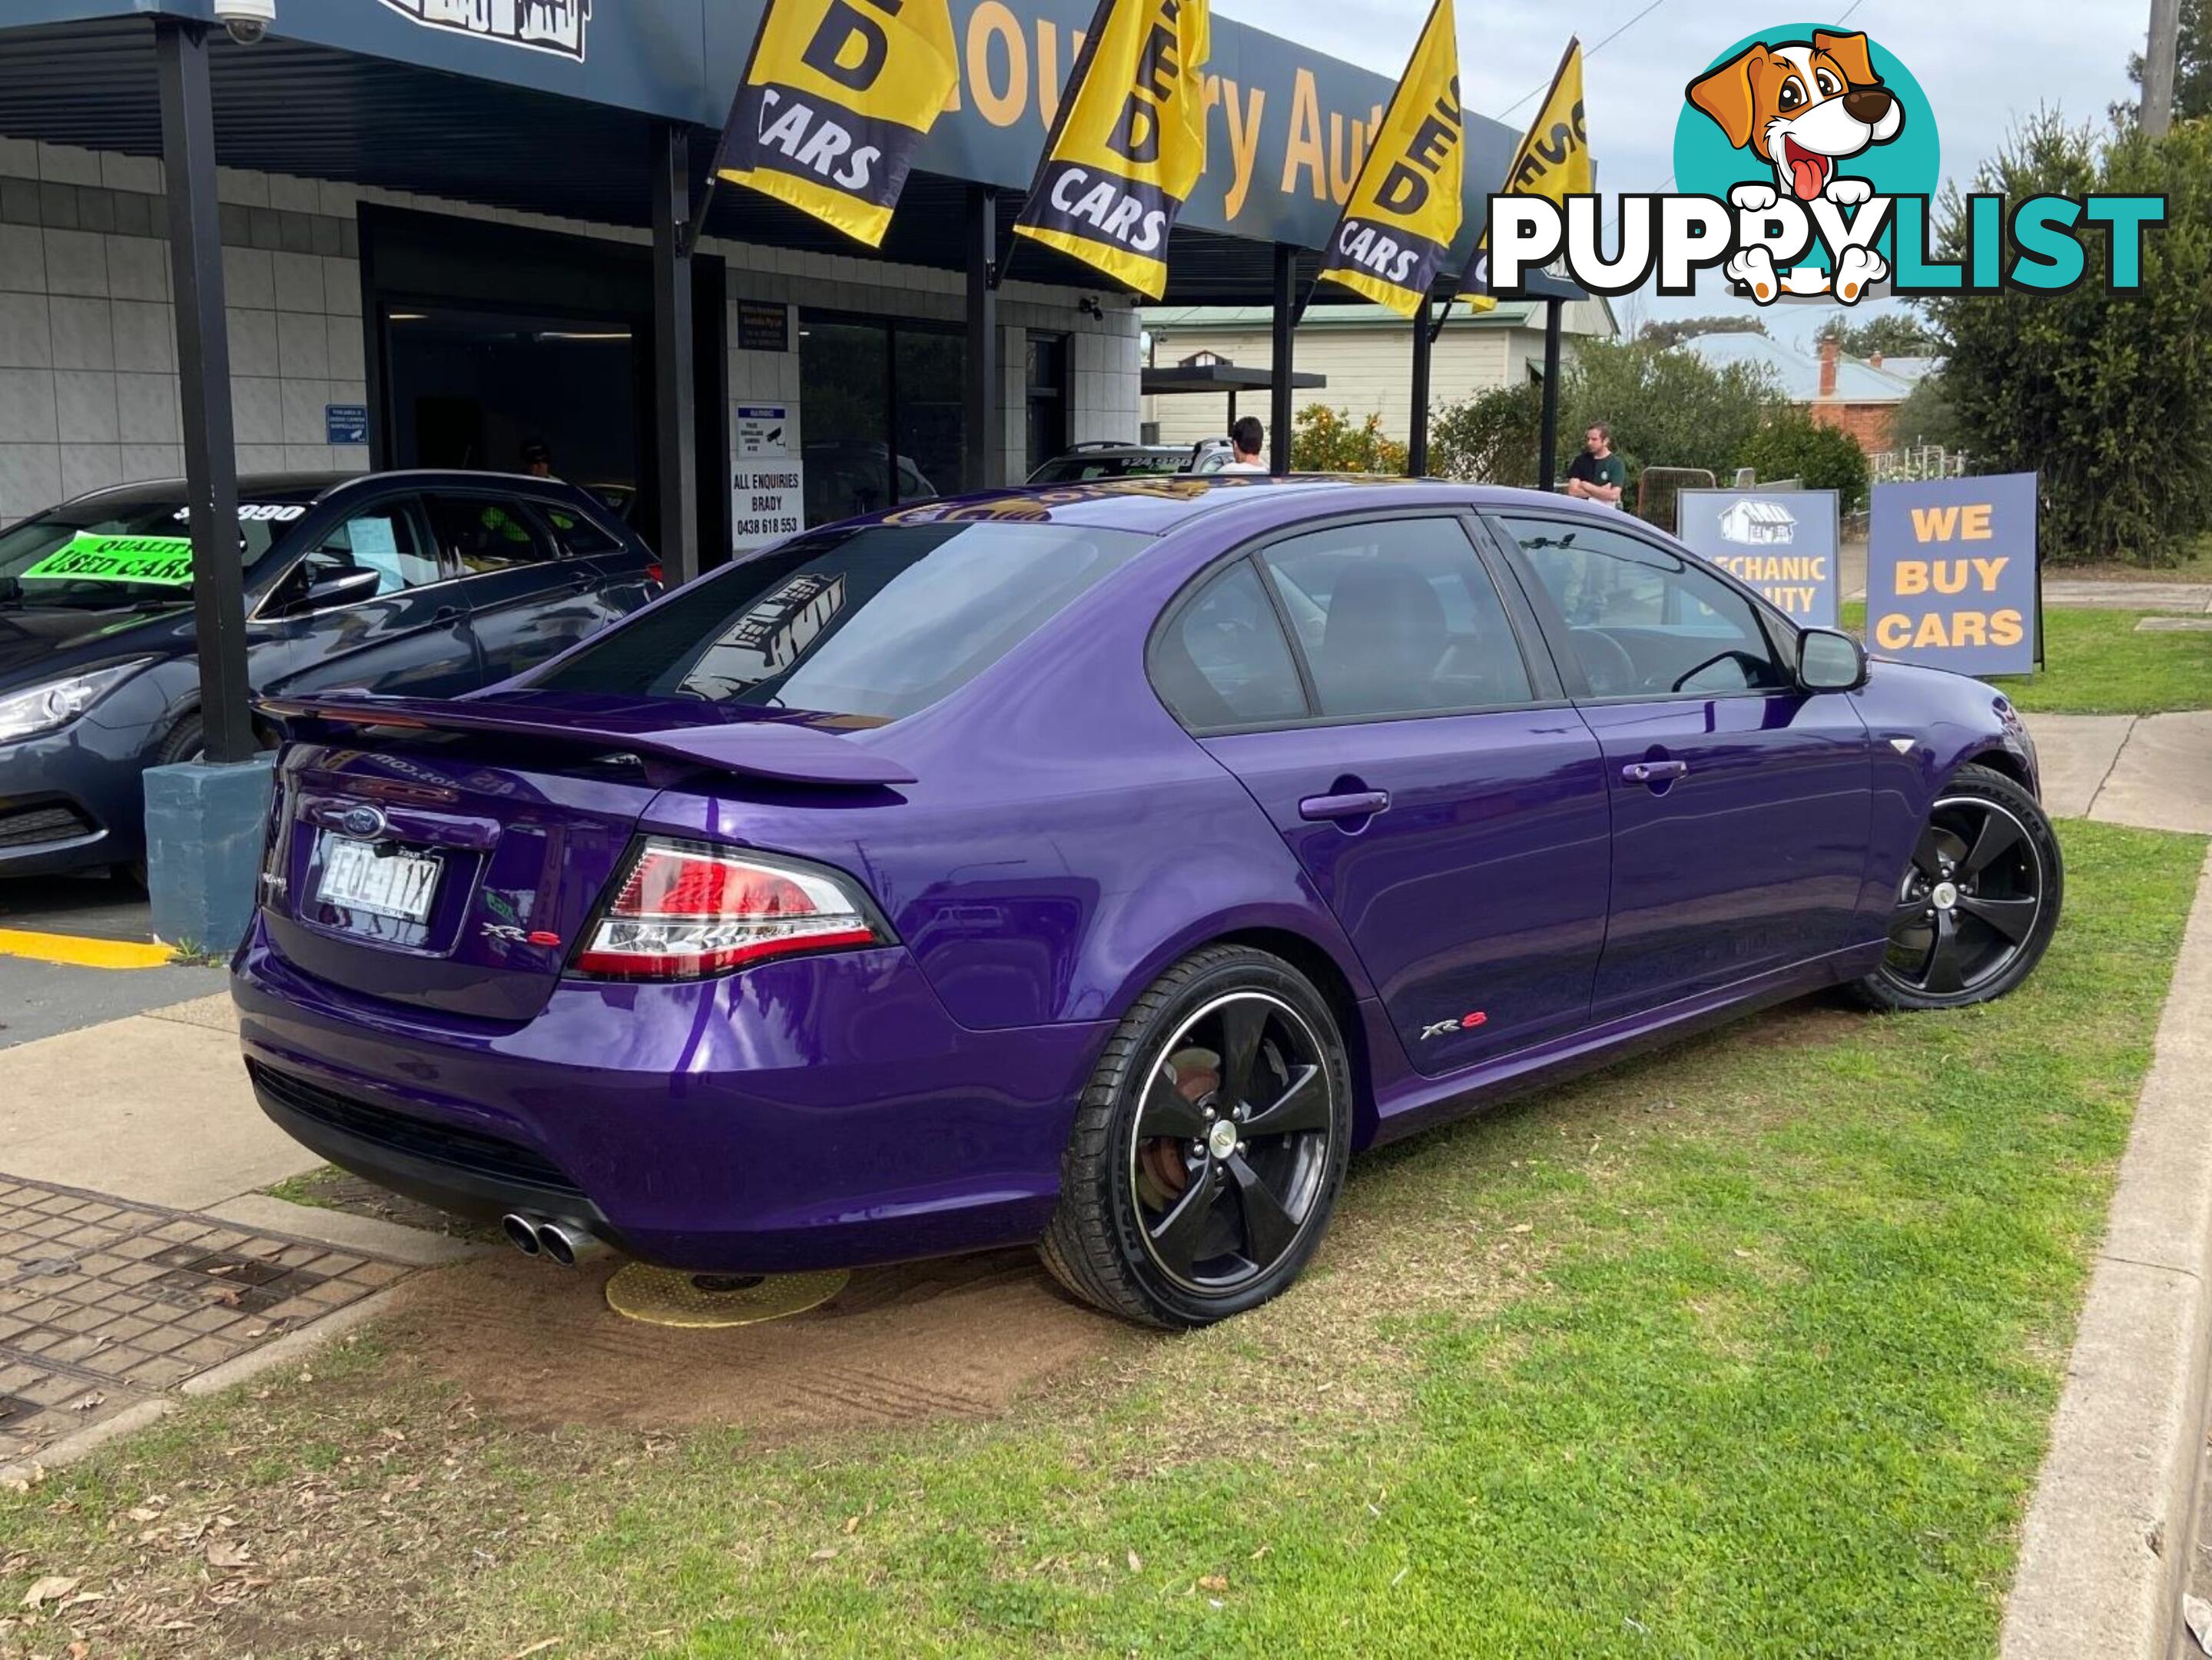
525;520;1152;722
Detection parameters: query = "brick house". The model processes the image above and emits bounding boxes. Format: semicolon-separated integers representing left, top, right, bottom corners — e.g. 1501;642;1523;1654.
1678;331;1922;454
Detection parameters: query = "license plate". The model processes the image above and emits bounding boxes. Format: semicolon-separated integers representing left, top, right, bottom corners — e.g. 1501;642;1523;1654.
315;835;440;922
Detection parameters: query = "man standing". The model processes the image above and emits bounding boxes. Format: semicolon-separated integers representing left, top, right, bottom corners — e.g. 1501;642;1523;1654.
1564;423;1626;506
1216;416;1269;474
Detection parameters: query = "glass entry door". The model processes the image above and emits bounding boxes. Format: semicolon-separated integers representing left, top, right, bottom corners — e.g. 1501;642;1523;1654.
799;312;965;525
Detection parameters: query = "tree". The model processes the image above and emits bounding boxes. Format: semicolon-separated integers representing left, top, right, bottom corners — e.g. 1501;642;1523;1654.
2116;0;2212;124
1812;314;1947;360
1638;315;1769;349
1922;114;2212;564
1424;339;1785;522
1733;410;1872;510
1889;372;1965;456
1564;335;1785;489
1291;404;1408;474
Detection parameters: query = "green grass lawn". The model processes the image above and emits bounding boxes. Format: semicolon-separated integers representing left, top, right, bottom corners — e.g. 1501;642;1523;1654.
2;822;2203;1658
1842;603;2212;715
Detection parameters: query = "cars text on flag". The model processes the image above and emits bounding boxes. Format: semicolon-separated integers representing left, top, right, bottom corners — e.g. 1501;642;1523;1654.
1012;0;1211;299
1461;38;1587;310
1313;0;1463;318
715;0;960;249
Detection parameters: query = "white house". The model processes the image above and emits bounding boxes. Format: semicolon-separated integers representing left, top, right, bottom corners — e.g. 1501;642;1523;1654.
1140;296;1617;448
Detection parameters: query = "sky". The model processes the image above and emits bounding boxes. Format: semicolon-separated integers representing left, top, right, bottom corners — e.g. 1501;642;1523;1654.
1219;0;2148;348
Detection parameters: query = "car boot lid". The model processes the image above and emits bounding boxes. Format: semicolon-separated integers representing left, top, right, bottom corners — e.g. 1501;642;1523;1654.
256;691;915;786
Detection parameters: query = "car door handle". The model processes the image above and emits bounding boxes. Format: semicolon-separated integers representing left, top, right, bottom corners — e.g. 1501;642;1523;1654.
432;605;465;623
1299;789;1391;822
1621;760;1689;785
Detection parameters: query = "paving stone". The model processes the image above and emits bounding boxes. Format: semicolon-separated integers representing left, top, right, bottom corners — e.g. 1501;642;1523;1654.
0;1173;413;1433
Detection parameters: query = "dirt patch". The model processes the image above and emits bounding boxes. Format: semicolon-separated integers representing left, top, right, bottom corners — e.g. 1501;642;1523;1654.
385;1247;1132;1436
264;1167;502;1246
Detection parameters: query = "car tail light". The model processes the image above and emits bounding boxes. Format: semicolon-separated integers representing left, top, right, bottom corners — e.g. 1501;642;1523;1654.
572;838;886;980
645;561;664;584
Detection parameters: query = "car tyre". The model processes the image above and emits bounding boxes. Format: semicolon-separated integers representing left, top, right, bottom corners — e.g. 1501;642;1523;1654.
153;711;205;766
1039;945;1353;1328
1848;762;2063;1012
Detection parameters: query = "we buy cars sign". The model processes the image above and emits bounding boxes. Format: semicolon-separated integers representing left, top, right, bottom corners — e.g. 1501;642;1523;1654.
1866;475;2039;676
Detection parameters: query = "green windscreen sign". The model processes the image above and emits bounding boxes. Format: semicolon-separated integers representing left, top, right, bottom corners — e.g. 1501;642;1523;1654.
20;533;194;586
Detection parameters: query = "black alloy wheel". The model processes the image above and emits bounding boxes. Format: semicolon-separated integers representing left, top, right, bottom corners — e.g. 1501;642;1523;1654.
1126;990;1334;1293
1040;946;1351;1327
1855;763;2062;1011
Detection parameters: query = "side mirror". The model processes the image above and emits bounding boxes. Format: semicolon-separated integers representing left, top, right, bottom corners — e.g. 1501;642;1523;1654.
1798;626;1867;692
293;566;383;613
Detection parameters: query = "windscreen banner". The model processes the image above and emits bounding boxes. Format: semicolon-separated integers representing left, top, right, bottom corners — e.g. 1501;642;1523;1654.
1012;0;1212;298
1677;489;1840;627
1865;474;2039;675
715;0;960;247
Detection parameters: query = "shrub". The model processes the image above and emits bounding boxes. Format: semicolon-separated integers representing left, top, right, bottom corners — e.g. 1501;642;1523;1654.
1291;404;1408;475
1734;411;1872;510
1428;382;1544;485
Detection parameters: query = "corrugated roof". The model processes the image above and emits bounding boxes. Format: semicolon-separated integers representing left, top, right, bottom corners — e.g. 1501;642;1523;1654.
1873;354;1942;384
1143;299;1600;333
1677;331;1916;404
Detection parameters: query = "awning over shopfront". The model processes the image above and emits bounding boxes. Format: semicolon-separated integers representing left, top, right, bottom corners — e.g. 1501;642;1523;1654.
0;1;1574;306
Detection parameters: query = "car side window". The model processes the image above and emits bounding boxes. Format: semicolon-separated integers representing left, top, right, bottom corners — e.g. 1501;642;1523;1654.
280;500;439;606
423;493;557;574
1152;559;1308;729
539;501;622;557
1501;516;1787;699
1258;517;1533;719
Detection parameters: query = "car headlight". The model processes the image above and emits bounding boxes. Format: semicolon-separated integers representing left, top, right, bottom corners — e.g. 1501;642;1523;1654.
0;661;153;744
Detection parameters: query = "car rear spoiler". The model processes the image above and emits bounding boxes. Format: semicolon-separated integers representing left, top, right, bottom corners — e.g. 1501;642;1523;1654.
254;693;916;786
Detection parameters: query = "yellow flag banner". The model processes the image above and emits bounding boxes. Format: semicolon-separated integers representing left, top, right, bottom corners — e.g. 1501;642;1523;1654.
715;0;959;249
1461;38;1587;309
1012;0;1210;299
1313;0;1463;317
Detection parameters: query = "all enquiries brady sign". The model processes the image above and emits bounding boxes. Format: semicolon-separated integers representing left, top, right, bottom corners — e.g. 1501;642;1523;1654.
732;403;804;551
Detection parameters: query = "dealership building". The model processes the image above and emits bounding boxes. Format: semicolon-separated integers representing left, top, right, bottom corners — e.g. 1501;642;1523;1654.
0;0;1582;571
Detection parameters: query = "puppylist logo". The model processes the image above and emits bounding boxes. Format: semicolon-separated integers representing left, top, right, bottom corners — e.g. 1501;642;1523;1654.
1487;22;2166;306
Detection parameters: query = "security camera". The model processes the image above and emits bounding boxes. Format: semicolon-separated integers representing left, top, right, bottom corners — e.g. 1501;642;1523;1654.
214;0;276;45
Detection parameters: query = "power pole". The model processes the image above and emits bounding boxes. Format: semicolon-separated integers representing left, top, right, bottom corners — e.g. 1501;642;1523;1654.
2144;0;2182;136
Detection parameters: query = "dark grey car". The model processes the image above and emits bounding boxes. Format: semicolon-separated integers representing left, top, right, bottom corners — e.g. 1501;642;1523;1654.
0;470;660;879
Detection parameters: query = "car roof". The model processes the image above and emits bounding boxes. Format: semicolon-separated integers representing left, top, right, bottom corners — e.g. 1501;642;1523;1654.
45;468;610;517
861;475;1623;536
48;473;344;511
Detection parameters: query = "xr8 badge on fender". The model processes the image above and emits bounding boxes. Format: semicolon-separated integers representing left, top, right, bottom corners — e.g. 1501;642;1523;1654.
1421;1012;1489;1041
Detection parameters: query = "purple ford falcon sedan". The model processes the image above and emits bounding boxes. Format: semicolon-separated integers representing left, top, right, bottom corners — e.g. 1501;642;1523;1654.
233;476;2057;1327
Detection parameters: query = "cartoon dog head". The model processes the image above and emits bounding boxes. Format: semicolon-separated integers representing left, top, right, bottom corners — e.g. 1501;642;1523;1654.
1686;31;1904;202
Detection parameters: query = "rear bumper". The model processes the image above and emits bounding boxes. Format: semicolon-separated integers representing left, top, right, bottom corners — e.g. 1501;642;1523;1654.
231;919;1113;1273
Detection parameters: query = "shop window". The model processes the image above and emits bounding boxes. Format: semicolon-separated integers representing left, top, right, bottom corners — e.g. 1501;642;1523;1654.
800;312;966;524
1026;334;1069;480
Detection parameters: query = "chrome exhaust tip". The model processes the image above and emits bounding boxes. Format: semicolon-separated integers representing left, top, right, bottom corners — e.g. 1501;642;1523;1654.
536;1220;590;1268
501;1213;542;1257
